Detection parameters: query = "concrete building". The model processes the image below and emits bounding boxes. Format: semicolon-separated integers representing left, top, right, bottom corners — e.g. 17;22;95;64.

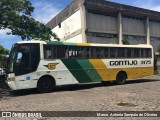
47;0;160;55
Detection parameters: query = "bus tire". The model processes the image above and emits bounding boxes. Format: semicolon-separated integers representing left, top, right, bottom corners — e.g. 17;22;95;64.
37;76;55;93
115;72;127;85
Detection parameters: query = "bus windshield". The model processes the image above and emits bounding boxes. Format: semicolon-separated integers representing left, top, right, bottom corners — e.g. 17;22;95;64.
7;44;18;73
7;43;40;75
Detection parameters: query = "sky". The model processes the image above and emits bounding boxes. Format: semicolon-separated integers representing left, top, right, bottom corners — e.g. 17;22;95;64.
0;0;160;50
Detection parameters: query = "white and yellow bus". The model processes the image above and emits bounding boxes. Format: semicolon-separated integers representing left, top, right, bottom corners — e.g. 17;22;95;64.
6;40;154;92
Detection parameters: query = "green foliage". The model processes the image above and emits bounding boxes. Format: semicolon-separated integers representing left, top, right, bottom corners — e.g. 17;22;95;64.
122;38;130;45
0;45;9;55
0;45;9;67
0;0;59;41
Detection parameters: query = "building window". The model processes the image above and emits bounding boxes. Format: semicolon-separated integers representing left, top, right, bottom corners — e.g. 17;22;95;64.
150;20;160;23
122;15;143;21
87;32;118;38
123;35;145;41
150;37;160;42
88;10;116;17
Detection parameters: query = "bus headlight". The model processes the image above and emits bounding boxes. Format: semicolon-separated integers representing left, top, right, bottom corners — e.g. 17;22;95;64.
7;77;15;82
7;73;15;82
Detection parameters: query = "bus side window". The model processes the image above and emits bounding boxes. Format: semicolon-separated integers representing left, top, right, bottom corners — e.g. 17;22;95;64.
77;47;83;59
51;46;56;59
96;48;100;58
78;47;87;59
100;48;105;58
104;48;109;58
126;48;133;58
134;48;140;58
68;47;72;59
76;47;82;58
68;47;78;59
65;47;69;58
110;47;114;58
73;47;79;58
88;47;92;58
141;49;146;58
118;48;125;58
91;47;101;59
86;47;90;58
82;47;87;59
110;47;117;58
43;45;56;59
57;46;66;59
91;47;95;58
44;45;51;59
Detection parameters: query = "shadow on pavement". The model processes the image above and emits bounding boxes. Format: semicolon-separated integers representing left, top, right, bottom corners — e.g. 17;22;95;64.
126;79;159;84
8;79;159;97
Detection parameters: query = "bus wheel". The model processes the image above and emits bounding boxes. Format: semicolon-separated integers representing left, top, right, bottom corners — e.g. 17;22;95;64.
37;77;55;93
115;72;127;85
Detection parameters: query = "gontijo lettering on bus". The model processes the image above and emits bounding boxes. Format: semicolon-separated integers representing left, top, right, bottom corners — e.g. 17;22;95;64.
109;60;152;66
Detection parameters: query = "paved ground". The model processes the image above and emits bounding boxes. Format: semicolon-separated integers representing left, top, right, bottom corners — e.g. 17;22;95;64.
0;75;160;120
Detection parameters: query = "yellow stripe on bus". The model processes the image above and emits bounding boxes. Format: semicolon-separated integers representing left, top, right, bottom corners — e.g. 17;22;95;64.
89;59;109;80
76;43;90;46
89;59;154;81
123;67;154;79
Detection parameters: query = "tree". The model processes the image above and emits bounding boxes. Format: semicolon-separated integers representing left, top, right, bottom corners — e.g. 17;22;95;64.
0;0;59;41
0;45;9;68
122;38;130;45
0;45;8;55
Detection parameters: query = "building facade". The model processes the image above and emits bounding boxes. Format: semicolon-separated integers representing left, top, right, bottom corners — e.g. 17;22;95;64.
47;0;160;55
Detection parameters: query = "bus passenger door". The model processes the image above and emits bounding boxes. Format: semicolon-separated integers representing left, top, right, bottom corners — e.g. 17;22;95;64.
14;51;32;89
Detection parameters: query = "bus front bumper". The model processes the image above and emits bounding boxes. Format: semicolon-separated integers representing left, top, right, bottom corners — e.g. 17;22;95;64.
7;81;17;90
7;73;18;90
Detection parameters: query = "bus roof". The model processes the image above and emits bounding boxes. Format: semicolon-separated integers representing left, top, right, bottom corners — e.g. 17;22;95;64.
17;40;46;44
16;40;152;48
